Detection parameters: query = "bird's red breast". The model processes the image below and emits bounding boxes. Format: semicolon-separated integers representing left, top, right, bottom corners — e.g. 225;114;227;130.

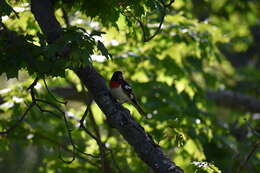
110;81;121;88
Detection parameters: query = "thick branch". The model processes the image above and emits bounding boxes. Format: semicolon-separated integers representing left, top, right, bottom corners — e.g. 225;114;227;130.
207;90;260;113
30;0;183;172
75;66;183;173
31;0;61;43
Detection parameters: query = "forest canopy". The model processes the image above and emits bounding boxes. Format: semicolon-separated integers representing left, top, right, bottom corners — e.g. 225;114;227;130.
0;0;259;173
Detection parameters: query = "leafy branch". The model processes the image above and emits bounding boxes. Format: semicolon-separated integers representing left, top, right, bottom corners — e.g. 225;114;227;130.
0;77;101;163
0;78;39;135
31;81;100;162
122;0;175;42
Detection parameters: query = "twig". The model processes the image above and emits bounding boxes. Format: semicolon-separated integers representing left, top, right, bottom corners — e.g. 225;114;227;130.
35;103;61;118
59;109;78;164
159;0;175;8
28;85;74;163
32;85;100;161
89;109;108;173
89;109;123;173
34;98;64;113
0;21;8;30
33;130;99;167
27;77;39;91
123;1;168;42
62;8;70;27
79;102;107;149
0;78;40;135
79;106;108;154
0;103;35;135
246;120;260;138
43;78;67;105
12;9;19;19
47;99;99;163
31;89;99;160
237;141;260;173
58;146;75;164
80;100;92;127
138;13;165;42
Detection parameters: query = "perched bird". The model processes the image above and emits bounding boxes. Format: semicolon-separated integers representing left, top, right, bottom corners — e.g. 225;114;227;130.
109;71;147;117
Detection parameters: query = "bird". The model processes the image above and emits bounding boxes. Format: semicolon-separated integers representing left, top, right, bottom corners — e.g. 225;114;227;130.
109;71;147;117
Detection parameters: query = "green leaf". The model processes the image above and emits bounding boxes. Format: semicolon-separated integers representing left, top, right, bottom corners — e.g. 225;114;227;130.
0;0;13;17
97;40;112;59
90;30;106;37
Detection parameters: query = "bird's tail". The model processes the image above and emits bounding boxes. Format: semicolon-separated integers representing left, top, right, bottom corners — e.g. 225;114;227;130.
131;101;147;118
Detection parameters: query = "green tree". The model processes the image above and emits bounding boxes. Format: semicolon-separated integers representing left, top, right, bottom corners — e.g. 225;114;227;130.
0;0;259;173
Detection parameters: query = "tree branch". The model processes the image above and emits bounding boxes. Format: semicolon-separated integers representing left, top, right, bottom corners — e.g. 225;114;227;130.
31;0;61;43
89;108;114;173
123;0;174;42
30;0;183;172
207;90;260;113
30;81;100;162
43;78;67;105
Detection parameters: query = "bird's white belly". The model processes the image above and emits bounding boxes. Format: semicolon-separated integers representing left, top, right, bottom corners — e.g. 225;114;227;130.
110;87;130;103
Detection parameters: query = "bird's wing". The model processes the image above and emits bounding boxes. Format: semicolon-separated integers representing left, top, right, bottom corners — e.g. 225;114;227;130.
121;80;147;117
121;80;135;100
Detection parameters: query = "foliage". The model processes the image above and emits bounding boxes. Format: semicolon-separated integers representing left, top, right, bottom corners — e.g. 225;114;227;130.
0;0;260;173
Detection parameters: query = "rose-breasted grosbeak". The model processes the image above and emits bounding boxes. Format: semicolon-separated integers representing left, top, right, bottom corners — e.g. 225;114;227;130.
109;71;147;117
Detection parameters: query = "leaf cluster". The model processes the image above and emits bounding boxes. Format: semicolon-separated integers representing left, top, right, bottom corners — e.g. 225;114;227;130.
0;27;111;78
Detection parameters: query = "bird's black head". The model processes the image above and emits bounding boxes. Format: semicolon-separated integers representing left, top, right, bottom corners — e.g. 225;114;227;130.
111;71;123;81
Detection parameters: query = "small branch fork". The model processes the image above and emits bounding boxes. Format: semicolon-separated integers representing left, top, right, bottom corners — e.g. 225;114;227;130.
0;77;102;164
79;101;123;172
0;77;39;135
0;102;35;135
236;119;260;173
124;0;175;42
160;0;175;8
237;141;260;173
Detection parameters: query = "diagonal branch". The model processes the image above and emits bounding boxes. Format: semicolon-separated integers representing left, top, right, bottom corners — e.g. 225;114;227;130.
43;78;67;104
237;141;260;173
89;108;115;173
137;13;165;42
33;130;99;167
30;0;183;172
0;102;35;135
0;78;39;135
